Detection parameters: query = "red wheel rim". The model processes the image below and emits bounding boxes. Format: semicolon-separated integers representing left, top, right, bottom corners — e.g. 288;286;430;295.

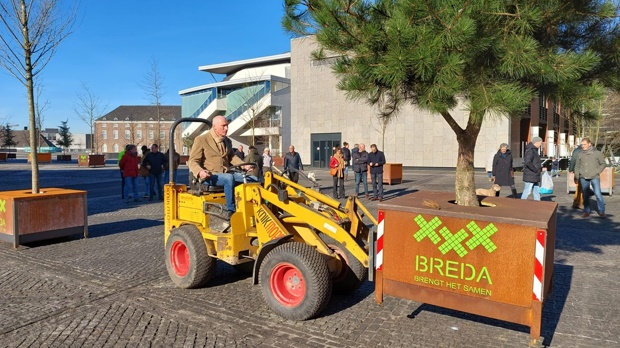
269;262;306;307
170;240;190;277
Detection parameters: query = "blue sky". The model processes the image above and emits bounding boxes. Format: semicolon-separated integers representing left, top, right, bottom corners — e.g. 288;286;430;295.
0;1;292;134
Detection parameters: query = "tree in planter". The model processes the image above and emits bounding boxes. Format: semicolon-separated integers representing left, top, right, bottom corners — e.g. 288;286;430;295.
56;119;73;154
1;123;17;150
0;0;77;192
283;0;620;206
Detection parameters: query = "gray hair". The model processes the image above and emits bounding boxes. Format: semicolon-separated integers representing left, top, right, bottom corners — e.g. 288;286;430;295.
499;143;509;149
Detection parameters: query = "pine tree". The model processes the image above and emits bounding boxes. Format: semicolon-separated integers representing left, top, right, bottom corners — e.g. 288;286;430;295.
1;123;17;149
283;0;620;206
56;119;73;154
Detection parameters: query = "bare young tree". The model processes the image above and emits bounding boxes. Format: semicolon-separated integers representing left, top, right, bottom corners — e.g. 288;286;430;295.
0;0;77;192
140;58;164;145
75;82;107;154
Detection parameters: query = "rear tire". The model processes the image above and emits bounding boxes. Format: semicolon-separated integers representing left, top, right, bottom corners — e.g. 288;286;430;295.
165;225;216;289
320;233;367;294
259;242;332;320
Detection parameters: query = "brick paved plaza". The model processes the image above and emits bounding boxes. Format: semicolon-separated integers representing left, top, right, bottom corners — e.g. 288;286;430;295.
0;161;618;347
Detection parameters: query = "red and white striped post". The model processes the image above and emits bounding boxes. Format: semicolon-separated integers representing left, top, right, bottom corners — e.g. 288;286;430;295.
532;230;546;301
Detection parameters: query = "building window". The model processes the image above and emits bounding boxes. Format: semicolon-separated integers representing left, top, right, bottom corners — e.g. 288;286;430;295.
102;144;107;153
114;123;118;127
149;124;154;128
113;130;118;139
113;143;119;152
125;130;130;139
102;130;107;140
137;130;142;139
137;123;142;128
125;123;130;128
160;131;165;140
149;130;154;139
102;123;107;128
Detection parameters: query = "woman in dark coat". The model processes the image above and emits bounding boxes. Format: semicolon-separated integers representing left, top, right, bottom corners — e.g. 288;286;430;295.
492;143;518;198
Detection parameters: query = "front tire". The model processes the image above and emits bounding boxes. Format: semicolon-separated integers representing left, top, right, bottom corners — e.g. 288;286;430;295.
259;242;332;320
165;225;216;289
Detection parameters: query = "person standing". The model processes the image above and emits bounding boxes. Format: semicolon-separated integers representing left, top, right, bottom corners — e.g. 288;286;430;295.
521;137;543;201
351;143;359;176
329;148;346;198
569;145;583;209
492;143;517;198
284;145;304;183
118;144;130;199
341;142;351;181
574;137;606;218
143;144;167;201
352;143;369;199
163;148;181;184
244;146;263;178
119;145;141;203
262;148;273;176
551;156;559;177
234;145;245;161
140;145;150;198
368;144;386;201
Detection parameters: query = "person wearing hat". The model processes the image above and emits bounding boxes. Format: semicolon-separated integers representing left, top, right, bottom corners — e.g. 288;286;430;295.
521;136;543;200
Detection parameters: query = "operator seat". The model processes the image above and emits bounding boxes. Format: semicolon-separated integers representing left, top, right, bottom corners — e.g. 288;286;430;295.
189;172;225;195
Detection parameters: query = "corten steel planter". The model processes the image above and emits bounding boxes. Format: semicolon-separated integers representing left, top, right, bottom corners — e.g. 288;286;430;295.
0;153;6;162
374;191;556;341
78;154;106;167
567;168;614;196
0;188;88;248
367;163;403;185
272;157;284;167
179;155;189;165
56;154;72;162
27;152;52;164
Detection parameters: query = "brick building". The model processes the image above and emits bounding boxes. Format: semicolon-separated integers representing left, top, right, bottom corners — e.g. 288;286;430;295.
94;105;183;155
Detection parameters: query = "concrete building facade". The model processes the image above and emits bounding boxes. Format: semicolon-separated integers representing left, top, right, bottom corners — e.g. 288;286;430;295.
290;37;575;168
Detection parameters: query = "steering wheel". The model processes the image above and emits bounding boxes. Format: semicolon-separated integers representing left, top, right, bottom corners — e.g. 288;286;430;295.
226;162;258;174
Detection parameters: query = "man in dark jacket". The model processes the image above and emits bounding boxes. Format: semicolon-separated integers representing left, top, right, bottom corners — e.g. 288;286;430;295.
368;144;386;201
143;144;167;201
234;145;245;161
352;143;369;199
284;145;304;183
569;145;583;209
521;137;543;201
574;137;606;218
342;142;351;181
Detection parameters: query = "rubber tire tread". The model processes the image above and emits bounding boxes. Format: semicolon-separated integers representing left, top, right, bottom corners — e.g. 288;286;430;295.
319;233;368;294
259;242;332;321
165;225;216;289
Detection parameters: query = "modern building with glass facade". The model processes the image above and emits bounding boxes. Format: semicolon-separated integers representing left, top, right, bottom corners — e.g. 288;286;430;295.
179;54;291;157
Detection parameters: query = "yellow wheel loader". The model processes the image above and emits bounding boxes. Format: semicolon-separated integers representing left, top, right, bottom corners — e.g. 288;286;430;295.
164;119;377;320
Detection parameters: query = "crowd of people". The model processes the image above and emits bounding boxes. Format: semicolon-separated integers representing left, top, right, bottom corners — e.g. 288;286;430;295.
488;137;606;218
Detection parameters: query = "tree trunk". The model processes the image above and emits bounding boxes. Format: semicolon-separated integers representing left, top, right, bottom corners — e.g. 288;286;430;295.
441;111;482;206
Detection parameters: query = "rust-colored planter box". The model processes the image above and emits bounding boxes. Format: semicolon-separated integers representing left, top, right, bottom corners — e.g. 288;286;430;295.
0;188;88;248
78;154;106;167
179;155;189;165
27;152;52;164
367;163;403;185
374;191;556;341
567;168;614;196
272;157;284;167
0;153;6;162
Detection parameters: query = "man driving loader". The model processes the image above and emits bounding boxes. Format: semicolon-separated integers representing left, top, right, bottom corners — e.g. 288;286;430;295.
188;115;257;219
